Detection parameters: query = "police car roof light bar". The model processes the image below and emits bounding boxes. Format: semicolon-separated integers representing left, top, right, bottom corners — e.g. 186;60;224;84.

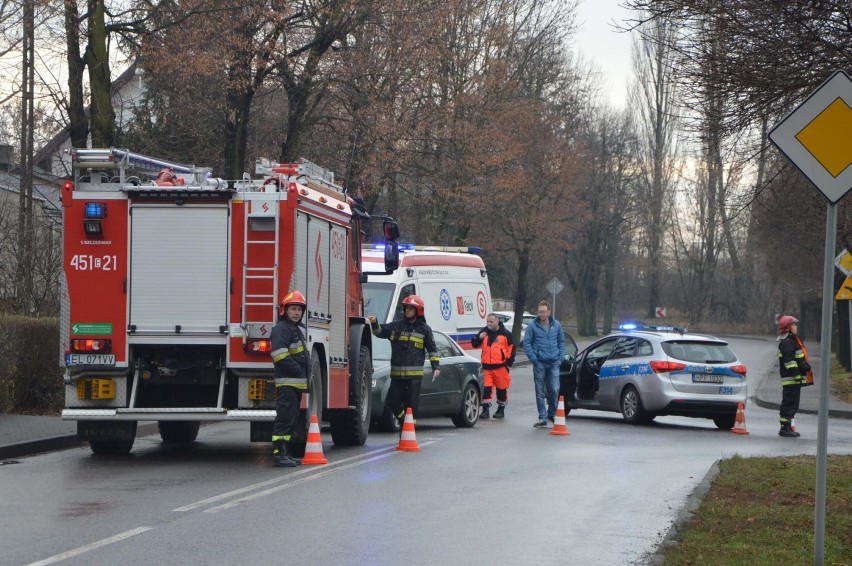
619;322;687;335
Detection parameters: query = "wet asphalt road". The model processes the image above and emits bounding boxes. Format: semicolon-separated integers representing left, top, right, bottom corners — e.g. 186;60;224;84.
3;337;852;566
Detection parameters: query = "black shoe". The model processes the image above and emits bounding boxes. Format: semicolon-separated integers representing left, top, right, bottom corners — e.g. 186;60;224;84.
272;440;302;467
480;404;491;419
272;453;300;467
533;420;547;428
547;416;555;423
779;427;798;438
493;406;505;419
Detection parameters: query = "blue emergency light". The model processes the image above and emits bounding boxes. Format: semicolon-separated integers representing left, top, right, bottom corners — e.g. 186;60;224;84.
373;243;414;251
83;202;107;237
84;202;106;219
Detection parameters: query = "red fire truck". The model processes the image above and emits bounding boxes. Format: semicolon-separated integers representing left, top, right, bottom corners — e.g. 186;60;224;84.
60;148;399;455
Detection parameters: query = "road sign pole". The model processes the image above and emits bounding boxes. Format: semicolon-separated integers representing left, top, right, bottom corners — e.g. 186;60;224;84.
815;202;835;566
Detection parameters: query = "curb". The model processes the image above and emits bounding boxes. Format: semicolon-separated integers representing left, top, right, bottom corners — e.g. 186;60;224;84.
645;459;721;565
0;422;161;461
752;393;852;419
0;434;81;461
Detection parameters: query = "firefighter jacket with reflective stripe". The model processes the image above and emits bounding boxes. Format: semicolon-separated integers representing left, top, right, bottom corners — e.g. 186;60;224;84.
471;323;515;370
271;318;310;389
371;318;440;378
778;333;810;387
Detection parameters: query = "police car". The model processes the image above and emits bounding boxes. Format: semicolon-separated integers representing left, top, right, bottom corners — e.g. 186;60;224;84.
558;324;747;429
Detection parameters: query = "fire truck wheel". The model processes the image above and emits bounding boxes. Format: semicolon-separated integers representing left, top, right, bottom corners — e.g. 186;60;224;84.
89;422;137;455
290;354;323;457
451;381;481;428
157;421;200;443
330;345;372;446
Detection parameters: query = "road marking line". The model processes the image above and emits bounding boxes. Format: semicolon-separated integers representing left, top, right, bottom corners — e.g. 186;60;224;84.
204;440;440;513
26;527;153;566
174;442;427;513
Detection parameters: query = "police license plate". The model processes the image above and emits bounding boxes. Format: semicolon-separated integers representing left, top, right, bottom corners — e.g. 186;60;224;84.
692;373;723;384
66;354;116;366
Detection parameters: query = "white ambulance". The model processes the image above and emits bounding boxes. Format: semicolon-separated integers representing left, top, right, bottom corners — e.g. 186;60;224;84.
361;245;492;353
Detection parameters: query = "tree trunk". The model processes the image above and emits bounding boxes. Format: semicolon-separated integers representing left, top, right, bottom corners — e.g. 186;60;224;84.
64;0;87;148
280;42;330;163
512;247;531;345
223;86;256;178
85;0;115;148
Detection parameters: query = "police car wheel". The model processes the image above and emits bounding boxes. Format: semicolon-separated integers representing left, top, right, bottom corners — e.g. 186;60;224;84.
620;386;652;425
713;414;736;430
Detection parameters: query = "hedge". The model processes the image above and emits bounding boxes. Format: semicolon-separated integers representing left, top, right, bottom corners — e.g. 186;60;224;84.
0;315;64;413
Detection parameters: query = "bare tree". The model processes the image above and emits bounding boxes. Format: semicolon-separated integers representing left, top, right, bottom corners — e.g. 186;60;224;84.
629;14;679;319
563;106;637;336
622;1;851;137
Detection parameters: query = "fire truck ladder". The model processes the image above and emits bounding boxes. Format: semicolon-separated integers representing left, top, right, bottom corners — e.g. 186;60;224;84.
242;194;281;332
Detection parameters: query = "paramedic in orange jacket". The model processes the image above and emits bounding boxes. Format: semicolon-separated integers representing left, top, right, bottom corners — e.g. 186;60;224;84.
470;313;515;419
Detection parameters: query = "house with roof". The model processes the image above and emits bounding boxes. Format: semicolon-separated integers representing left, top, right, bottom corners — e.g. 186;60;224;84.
33;63;146;179
1;63;144;310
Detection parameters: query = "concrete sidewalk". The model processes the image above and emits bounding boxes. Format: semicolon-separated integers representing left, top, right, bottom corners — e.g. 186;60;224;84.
2;341;851;460
750;339;852;417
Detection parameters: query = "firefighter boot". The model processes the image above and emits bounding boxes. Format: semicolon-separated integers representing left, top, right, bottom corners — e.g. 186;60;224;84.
493;405;505;419
272;440;300;467
480;403;491;419
778;424;798;438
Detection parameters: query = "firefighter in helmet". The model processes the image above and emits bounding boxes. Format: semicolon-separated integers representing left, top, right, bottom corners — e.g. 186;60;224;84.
368;295;440;425
471;313;515;419
270;290;310;466
777;315;812;437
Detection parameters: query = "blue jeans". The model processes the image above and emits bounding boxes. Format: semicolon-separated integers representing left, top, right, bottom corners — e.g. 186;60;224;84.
533;361;560;420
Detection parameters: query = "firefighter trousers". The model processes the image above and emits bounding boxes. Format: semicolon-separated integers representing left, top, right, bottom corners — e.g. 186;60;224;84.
780;384;802;425
273;384;303;439
387;377;422;420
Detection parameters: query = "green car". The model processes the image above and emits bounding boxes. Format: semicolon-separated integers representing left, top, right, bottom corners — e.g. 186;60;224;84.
370;330;484;432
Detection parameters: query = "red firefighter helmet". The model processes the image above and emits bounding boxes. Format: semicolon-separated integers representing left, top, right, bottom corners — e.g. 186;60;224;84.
279;290;307;317
402;294;425;316
778;315;798;334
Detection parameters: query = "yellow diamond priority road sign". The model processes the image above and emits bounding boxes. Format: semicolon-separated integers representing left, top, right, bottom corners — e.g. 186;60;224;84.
769;70;852;203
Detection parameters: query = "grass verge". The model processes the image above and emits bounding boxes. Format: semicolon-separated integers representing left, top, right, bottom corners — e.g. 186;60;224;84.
831;354;852;404
660;454;852;565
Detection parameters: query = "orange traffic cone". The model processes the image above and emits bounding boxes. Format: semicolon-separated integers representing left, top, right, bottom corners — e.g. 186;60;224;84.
731;401;749;435
396;408;421;452
301;415;328;465
550;396;570;436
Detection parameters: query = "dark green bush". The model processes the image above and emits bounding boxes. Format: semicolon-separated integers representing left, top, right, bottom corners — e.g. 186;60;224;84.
0;315;64;413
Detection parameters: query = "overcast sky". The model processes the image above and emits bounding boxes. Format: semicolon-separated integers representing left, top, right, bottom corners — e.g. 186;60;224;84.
573;0;636;109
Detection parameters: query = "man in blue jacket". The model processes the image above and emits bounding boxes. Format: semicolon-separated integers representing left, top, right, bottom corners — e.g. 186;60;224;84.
523;300;565;428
